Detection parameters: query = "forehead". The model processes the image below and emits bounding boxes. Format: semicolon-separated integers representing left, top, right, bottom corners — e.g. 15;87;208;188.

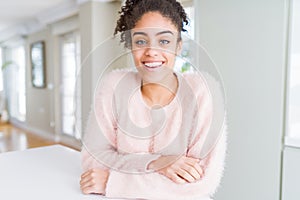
133;12;178;33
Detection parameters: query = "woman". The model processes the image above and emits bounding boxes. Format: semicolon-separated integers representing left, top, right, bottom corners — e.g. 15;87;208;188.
80;0;227;199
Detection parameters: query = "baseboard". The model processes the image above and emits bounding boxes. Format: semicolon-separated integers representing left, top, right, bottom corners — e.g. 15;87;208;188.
10;118;82;151
59;135;82;151
10;118;57;142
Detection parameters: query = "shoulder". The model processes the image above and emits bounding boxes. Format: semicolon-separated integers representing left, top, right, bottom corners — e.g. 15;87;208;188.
98;69;138;89
181;72;207;90
180;72;209;99
95;69;139;95
181;71;224;98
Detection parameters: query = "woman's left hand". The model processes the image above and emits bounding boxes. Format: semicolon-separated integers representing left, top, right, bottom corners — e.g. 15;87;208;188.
80;168;110;195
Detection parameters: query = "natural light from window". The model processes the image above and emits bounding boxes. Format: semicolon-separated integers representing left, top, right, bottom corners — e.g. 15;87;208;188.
60;32;81;139
11;46;26;121
184;6;195;39
175;5;195;73
286;0;300;145
0;48;3;91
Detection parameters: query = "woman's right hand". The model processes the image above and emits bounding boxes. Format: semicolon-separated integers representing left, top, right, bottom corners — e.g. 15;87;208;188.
80;168;110;195
148;155;204;184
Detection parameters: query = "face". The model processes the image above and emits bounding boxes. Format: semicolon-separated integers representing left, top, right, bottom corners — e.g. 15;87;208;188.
131;12;182;83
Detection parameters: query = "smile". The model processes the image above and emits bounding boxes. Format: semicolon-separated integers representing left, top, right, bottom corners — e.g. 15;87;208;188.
142;61;164;71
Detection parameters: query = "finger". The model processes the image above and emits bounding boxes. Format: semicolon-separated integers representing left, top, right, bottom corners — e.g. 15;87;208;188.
81;180;104;195
170;173;187;184
80;178;94;190
80;175;93;186
81;168;102;181
193;163;204;178
176;168;196;183
82;186;93;194
181;164;201;180
81;170;93;179
185;161;204;178
83;182;105;195
81;186;100;195
184;157;204;176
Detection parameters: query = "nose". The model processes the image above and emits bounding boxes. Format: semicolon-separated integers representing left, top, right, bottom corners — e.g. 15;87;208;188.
145;46;159;57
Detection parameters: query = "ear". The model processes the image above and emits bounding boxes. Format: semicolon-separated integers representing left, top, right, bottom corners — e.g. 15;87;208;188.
176;40;183;56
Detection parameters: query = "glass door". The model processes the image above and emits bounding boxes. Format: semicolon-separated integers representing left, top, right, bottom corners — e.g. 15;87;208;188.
59;32;81;139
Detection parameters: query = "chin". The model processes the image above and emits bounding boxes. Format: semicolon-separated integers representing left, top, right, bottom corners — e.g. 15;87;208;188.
137;67;174;84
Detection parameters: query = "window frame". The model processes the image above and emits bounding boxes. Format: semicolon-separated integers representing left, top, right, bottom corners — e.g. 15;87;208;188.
58;31;81;141
285;0;300;147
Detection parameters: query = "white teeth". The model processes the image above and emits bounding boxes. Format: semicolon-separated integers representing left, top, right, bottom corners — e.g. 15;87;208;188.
144;62;163;67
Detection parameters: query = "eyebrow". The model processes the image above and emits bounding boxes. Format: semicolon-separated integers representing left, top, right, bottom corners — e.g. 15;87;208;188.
156;30;174;36
132;30;174;37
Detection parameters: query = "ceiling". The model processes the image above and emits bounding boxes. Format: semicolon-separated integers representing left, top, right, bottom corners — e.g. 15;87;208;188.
0;0;189;43
0;0;74;33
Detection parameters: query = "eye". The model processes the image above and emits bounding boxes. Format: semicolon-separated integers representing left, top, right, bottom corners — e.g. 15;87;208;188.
160;39;170;45
135;39;147;46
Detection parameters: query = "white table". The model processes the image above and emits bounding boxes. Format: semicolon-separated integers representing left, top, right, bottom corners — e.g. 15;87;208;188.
0;145;123;200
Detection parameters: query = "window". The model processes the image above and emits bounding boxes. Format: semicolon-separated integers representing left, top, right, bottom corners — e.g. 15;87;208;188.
60;32;81;139
286;0;300;146
0;48;3;91
5;46;26;121
175;2;195;73
0;48;4;117
184;6;195;39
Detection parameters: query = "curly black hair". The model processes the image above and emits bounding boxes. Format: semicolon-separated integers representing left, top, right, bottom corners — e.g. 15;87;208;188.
114;0;189;48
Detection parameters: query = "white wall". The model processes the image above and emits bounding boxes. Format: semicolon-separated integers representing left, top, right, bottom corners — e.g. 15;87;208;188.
282;146;300;200
195;0;287;199
79;1;121;131
26;28;55;137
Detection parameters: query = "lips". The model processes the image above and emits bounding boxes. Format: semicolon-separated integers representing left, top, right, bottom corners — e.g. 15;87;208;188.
142;61;164;71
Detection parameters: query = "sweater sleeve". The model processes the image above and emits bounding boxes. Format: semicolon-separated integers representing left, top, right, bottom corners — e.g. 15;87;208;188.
81;71;161;173
81;110;161;172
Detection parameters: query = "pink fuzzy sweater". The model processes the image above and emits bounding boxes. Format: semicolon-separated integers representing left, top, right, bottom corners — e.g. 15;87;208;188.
82;70;227;200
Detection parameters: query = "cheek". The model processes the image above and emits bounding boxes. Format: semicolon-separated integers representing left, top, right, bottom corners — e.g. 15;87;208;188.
163;52;177;66
131;50;143;65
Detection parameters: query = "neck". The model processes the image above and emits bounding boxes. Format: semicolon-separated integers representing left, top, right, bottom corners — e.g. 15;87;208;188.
141;73;178;108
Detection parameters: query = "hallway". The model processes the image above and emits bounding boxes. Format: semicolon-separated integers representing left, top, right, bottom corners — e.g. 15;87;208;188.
0;123;57;153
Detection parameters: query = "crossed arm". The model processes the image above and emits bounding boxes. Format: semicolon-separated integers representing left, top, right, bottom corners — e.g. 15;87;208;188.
79;110;207;195
80;128;227;199
79;109;227;198
79;72;226;198
80;151;204;194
